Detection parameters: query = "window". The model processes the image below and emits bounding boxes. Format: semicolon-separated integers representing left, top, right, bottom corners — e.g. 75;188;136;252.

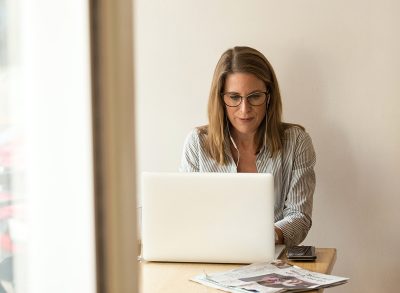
0;0;26;291
0;0;137;291
0;0;96;292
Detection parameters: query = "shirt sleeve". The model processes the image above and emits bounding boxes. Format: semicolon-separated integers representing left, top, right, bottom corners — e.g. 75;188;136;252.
275;130;316;247
179;129;200;172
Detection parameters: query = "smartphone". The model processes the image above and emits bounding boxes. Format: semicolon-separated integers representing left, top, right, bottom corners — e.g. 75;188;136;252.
287;246;316;261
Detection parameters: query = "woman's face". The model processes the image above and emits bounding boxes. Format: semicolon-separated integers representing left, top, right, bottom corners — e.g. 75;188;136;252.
224;72;267;137
262;276;281;284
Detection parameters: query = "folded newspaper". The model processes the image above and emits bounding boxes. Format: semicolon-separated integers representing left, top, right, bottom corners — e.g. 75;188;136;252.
191;260;348;293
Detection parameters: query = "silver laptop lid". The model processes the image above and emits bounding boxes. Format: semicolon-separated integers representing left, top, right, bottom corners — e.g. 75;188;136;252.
141;172;274;263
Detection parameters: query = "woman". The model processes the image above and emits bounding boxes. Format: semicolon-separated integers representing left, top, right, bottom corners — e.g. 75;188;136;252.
179;46;316;247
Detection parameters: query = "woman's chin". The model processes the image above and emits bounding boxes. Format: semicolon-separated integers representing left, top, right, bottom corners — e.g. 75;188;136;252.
231;126;258;136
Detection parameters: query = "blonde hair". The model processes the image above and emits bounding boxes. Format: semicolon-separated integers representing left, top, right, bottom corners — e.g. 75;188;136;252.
199;46;302;165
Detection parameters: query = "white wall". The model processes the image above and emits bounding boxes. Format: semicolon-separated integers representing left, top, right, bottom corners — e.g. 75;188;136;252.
134;0;400;291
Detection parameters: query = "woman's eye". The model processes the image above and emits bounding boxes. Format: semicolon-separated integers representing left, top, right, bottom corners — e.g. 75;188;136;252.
249;93;262;99
229;95;241;101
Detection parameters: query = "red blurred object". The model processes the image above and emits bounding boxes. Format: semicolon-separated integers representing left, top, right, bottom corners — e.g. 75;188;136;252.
0;233;13;253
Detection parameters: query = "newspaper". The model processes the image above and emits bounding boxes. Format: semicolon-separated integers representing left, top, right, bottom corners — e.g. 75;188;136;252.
191;260;348;293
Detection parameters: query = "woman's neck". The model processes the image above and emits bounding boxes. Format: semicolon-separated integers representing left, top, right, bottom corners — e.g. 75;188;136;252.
229;128;258;172
230;129;257;152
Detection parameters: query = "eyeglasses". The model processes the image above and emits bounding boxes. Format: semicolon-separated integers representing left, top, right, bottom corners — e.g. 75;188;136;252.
222;91;269;107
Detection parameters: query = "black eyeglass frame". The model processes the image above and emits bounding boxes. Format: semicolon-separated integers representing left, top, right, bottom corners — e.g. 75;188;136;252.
221;91;270;107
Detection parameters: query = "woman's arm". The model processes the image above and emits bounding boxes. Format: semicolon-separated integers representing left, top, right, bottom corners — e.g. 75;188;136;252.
275;130;316;247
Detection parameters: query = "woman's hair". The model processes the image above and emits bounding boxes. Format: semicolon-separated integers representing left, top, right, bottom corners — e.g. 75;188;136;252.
199;46;301;164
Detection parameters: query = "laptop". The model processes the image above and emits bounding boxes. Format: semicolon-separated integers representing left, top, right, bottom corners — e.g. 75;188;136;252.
140;172;280;263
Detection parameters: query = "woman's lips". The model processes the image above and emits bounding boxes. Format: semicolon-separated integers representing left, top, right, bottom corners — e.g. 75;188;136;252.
238;117;254;122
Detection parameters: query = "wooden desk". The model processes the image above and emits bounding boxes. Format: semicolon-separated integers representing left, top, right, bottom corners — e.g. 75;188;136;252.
139;248;337;293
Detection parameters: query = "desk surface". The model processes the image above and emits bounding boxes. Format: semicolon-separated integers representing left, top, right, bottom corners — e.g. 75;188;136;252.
139;248;337;293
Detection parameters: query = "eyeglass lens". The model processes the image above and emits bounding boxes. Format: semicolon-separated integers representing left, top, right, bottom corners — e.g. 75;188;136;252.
223;92;267;107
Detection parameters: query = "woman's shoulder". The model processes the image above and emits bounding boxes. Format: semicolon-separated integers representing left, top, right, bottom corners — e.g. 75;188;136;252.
184;125;208;146
196;125;209;137
187;125;208;137
281;123;314;148
281;123;316;163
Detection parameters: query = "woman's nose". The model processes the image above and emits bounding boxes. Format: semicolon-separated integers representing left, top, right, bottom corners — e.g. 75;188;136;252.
239;98;252;112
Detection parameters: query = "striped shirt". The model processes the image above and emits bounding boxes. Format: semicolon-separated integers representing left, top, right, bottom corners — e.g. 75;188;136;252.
179;126;316;247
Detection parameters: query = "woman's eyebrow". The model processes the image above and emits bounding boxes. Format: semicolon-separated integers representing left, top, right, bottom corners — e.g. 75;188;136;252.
248;90;266;94
225;89;265;94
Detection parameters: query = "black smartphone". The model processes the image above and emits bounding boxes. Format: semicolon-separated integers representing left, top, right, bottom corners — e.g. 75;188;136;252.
287;246;316;261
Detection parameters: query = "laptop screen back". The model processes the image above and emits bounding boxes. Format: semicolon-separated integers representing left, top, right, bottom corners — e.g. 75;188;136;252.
141;172;275;263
